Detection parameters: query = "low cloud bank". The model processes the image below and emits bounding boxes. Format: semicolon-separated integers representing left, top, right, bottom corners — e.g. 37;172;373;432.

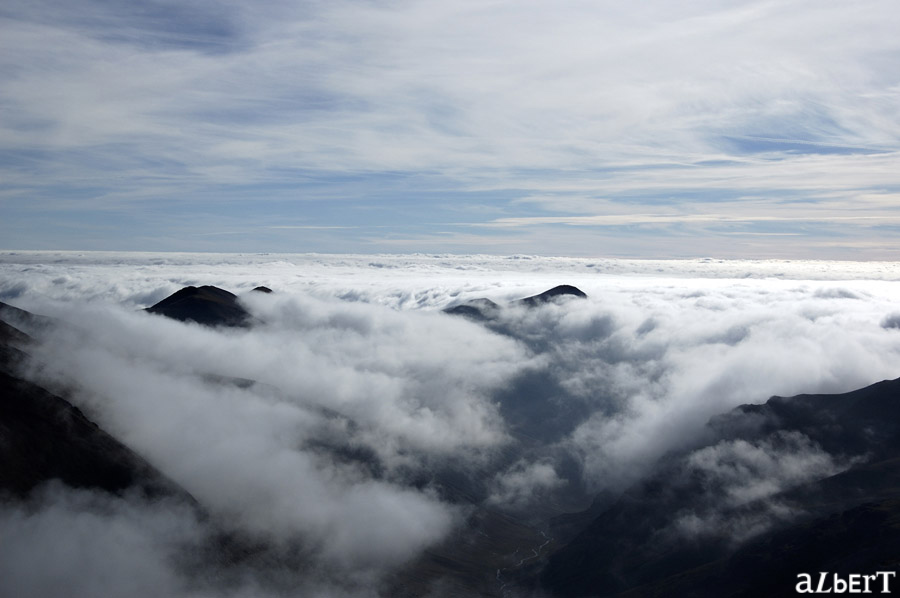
3;252;900;595
0;485;204;598
18;295;530;578
672;431;862;543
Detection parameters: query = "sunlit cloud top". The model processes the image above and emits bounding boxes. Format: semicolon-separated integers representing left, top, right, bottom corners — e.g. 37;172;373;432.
1;0;899;257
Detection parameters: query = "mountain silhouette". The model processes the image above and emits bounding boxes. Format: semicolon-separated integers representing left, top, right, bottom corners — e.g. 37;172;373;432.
514;284;588;307
539;377;900;597
145;285;251;327
443;285;587;321
443;298;502;321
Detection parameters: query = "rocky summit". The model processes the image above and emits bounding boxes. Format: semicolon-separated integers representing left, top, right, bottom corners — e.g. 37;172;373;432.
145;285;252;328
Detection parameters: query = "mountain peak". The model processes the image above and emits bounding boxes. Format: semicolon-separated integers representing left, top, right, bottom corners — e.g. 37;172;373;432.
443;285;587;321
515;285;587;307
146;285;250;327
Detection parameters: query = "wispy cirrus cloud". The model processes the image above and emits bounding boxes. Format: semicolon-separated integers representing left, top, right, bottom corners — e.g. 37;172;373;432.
1;0;899;254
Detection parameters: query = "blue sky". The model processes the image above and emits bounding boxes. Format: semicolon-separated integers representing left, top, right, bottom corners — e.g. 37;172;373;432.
1;0;899;258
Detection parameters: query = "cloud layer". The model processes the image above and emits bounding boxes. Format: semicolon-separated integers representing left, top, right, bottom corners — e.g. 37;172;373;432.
1;2;899;255
2;251;900;595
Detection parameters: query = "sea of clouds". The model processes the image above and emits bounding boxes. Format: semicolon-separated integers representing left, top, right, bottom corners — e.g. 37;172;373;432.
2;251;900;597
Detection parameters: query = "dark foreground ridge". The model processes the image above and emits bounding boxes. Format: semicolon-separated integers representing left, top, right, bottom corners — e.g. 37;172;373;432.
0;300;57;336
146;285;252;327
0;370;184;499
539;377;900;598
443;284;587;321
0;305;187;500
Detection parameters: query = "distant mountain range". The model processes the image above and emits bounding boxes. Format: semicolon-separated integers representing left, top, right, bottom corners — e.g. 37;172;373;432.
443;284;587;321
2;285;899;597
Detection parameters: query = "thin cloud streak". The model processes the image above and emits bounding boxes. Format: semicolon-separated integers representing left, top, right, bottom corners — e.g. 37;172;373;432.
480;214;900;228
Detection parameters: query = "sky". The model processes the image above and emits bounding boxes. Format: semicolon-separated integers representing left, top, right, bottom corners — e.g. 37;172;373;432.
1;0;900;258
2;252;900;596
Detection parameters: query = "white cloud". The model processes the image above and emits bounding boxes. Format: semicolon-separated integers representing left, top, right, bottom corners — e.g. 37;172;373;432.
671;431;863;543
1;1;899;257
565;278;900;489
0;485;203;598
488;460;564;510
17;295;529;567
3;252;900;593
686;432;852;508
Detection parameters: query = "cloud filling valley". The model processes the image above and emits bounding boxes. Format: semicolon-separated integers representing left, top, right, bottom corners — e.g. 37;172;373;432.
2;251;900;596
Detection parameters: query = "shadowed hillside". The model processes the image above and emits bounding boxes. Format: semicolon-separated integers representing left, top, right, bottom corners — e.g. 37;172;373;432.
0;304;188;500
540;378;900;597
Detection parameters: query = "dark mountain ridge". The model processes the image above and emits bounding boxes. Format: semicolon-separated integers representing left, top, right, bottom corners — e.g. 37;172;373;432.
0;299;58;337
443;284;587;321
145;285;252;327
514;284;588;307
0;304;188;500
539;377;900;597
0;369;185;499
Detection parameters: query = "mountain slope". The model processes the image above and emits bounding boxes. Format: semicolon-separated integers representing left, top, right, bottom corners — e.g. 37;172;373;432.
540;378;900;597
0;305;188;500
